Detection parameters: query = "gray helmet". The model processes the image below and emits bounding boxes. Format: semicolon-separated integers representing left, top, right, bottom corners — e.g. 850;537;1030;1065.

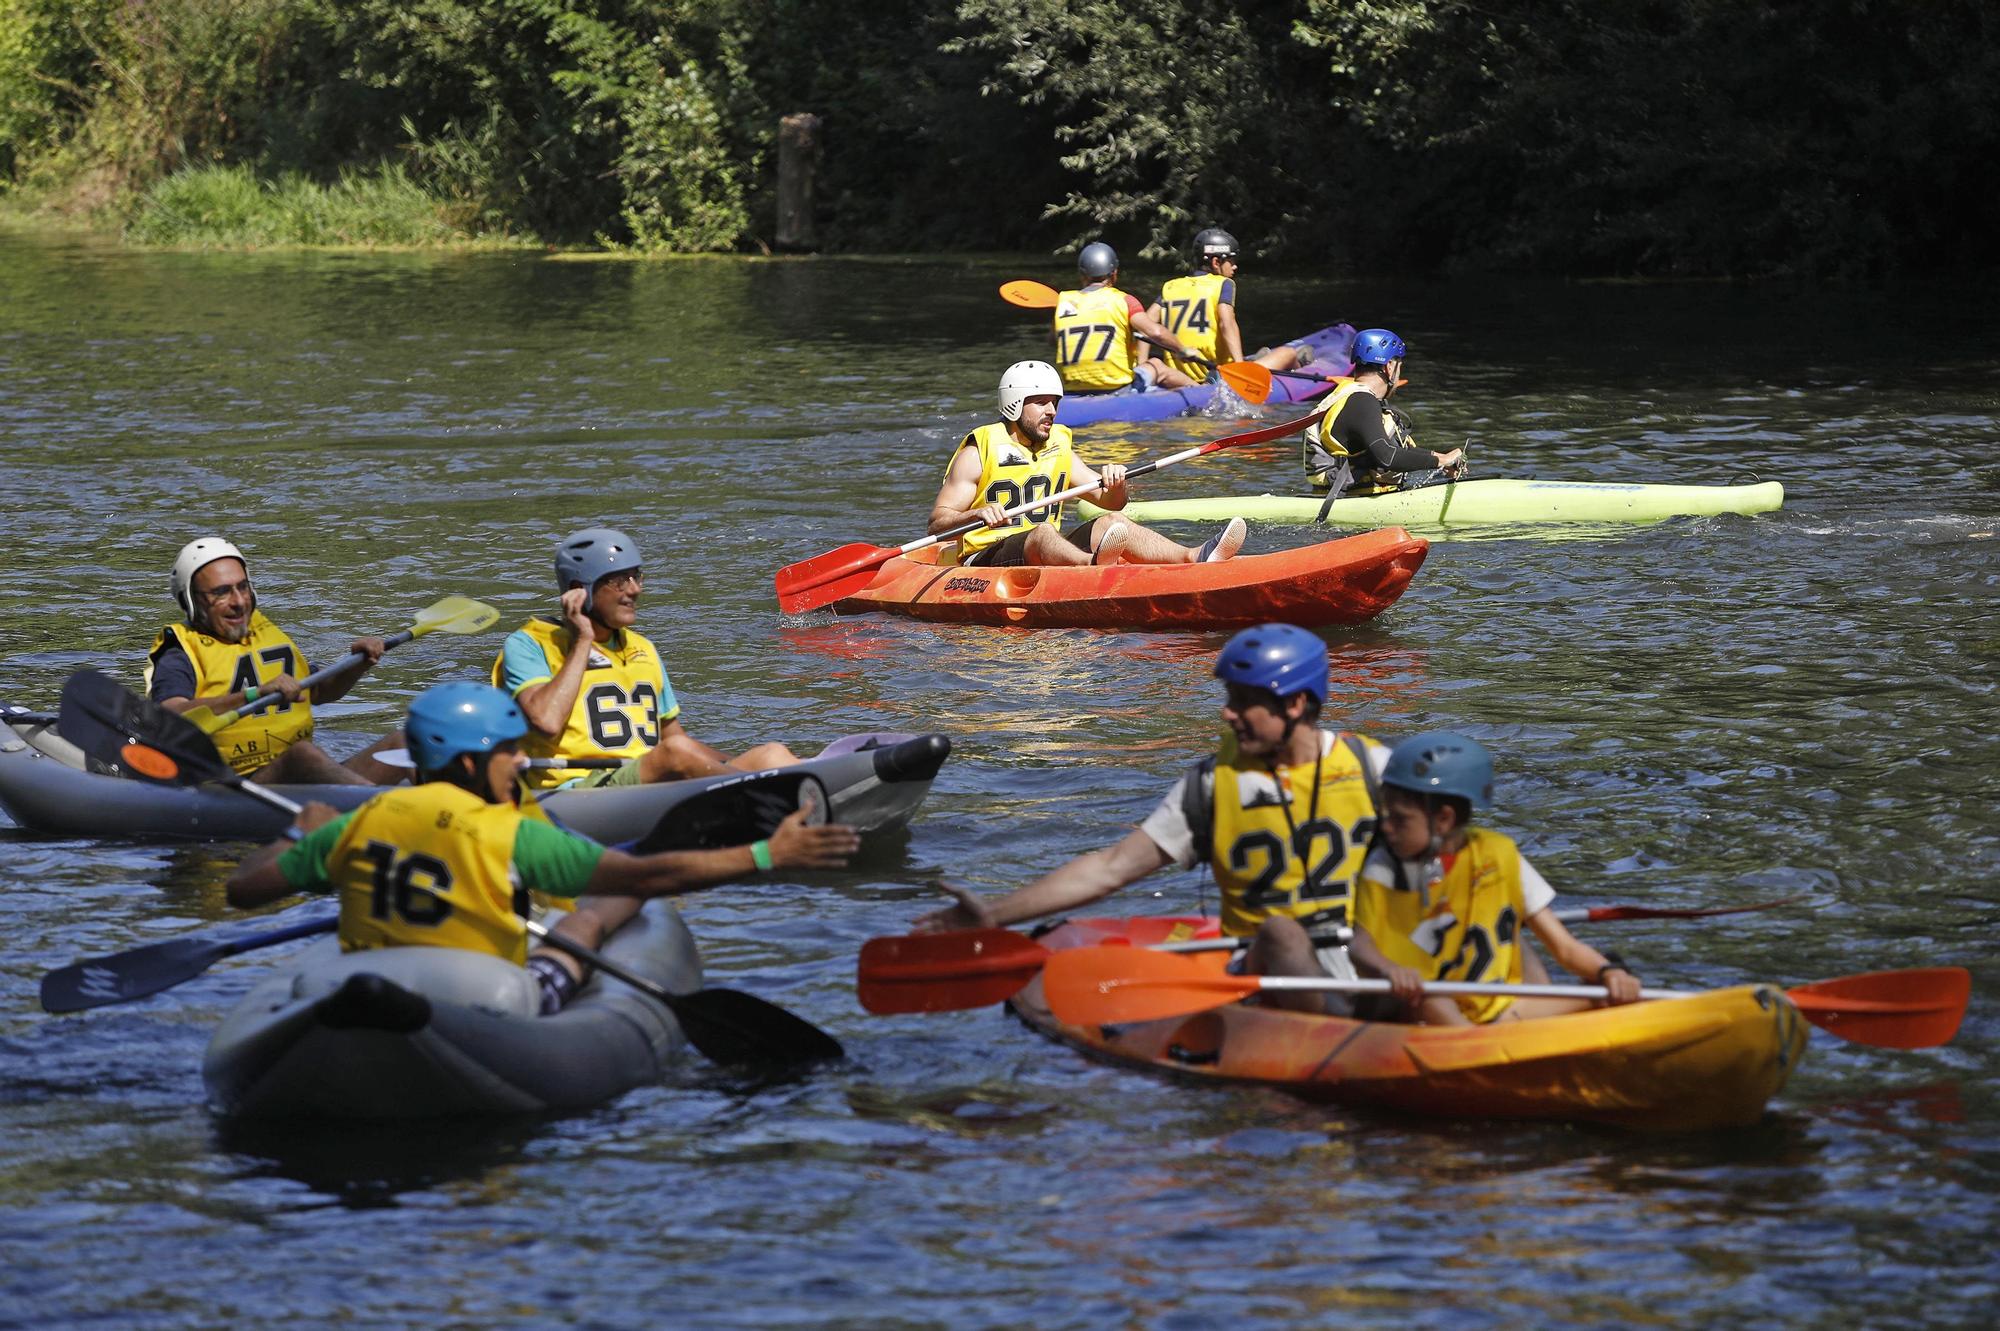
1077;241;1119;280
555;527;643;594
1193;227;1239;264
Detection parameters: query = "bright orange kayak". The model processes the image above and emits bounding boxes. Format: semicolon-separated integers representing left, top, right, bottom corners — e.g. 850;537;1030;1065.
832;527;1428;629
1011;916;1808;1131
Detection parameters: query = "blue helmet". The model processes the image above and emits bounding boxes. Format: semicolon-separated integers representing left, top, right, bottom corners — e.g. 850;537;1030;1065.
1351;328;1407;368
555;527;642;594
1382;731;1493;809
1077;241;1119;280
1214;623;1328;705
406;682;528;772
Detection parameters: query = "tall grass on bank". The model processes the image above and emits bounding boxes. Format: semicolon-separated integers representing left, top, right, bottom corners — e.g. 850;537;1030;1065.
125;162;529;248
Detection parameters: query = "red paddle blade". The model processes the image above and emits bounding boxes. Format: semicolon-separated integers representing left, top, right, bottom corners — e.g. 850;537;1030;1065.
774;542;900;614
1216;361;1274;404
1584;896;1802;922
1000;279;1058;309
1786;967;1970;1049
1042;946;1256;1026
856;929;1050;1014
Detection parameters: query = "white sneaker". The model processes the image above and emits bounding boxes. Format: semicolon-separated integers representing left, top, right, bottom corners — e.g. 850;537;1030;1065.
1093;522;1130;566
1195;517;1246;563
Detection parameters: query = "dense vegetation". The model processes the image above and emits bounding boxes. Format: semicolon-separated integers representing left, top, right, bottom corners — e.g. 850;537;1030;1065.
2;0;1993;276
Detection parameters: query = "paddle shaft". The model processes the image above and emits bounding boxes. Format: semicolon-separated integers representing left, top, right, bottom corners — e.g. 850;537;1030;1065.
1242;976;1687;1001
196;629;414;729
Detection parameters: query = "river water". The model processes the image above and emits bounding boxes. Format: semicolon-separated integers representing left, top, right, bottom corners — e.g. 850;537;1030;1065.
0;228;1993;1328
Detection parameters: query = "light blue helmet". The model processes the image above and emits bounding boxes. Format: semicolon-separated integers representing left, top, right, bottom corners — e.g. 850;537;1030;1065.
1077;241;1119;280
406;682;528;772
555;527;642;594
1214;623;1328;705
1352;328;1407;368
1382;731;1493;809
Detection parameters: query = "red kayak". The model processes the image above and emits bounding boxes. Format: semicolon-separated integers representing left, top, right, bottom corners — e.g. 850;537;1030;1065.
832;527;1428;629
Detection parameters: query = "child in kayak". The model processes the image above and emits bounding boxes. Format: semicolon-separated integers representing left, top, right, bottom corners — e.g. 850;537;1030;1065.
1347;731;1643;1023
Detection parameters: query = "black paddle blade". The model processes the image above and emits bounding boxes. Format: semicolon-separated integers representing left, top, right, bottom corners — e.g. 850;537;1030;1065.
631;771;830;855
57;669;231;785
41;914;338;1013
671;986;845;1067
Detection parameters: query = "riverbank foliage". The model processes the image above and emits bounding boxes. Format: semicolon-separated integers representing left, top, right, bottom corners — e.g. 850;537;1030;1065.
1;0;1993;276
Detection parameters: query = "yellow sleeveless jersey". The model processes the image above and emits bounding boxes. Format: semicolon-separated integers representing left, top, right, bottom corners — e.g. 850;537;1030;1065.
1155;272;1228;382
944;422;1075;563
145;612;314;776
325;782;531;962
492;618;675;790
1209;732;1386;936
1352;827;1530;1023
1053;284;1137;391
1307;381;1412;494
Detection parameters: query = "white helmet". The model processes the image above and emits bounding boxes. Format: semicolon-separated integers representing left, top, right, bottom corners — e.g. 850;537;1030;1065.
998;360;1064;422
171;537;247;620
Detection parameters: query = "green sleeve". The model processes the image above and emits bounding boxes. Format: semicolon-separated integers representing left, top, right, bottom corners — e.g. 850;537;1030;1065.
513;818;607;898
275;810;358;891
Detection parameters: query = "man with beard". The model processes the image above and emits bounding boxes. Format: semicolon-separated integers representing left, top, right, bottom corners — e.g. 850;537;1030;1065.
146;537;402;784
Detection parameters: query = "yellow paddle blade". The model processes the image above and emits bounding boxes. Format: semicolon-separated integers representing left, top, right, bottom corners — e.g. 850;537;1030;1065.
183;705;231;735
1000;279;1059;309
410;595;499;637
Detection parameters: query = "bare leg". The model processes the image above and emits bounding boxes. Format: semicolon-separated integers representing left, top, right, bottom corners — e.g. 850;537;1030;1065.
1240;916;1353;1016
637;733;734;782
252;739;375;786
341;728;411;785
1254;345;1302;374
1021;523;1098;567
1152;364;1196;390
1105;519;1205;565
727;741;799;772
535;894;643;985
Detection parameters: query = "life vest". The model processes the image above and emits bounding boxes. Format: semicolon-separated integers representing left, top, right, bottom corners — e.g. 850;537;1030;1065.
325;782;531;962
1053;284;1137;391
1155;272;1229;383
491;618;675;790
1353;826;1531;1023
1187;731;1386;937
943;422;1075;563
144;613;314;776
1305;380;1414;495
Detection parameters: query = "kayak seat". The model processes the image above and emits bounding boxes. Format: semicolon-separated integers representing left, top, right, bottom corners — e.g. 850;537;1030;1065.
289;945;541;1018
313;972;432;1034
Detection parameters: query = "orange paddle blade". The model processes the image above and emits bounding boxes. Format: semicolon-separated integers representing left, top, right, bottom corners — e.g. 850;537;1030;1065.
1000;279;1059;309
1786;967;1970;1049
1043;946;1256;1025
856;929;1050;1014
774;541;900;614
1216;361;1274;404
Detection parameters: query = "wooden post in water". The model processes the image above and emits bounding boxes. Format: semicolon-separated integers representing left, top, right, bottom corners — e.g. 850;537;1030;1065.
777;113;821;252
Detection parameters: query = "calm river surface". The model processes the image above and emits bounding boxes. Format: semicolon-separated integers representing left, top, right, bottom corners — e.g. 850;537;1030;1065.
0;228;1994;1328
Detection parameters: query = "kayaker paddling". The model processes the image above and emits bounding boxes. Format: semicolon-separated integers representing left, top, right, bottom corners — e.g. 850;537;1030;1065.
917;623;1397;1011
1347;731;1644;1022
1147;228;1314;383
146;537;405;785
1304;328;1465;496
928;361;1246;569
225;683;858;1015
1055;241;1198;394
495;527;802;790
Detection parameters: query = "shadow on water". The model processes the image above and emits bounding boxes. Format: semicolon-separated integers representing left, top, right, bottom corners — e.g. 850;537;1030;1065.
215;1114;547;1209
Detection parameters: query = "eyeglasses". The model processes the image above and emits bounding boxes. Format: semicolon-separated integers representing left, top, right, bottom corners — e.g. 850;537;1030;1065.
597;570;644;589
195;577;253;605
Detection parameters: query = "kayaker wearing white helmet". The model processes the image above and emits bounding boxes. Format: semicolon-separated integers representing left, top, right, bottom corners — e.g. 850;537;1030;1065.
1147;227;1316;385
927;360;1246;568
1347;731;1643;1023
492;527;800;791
146;537;402;784
1054;240;1198;395
227;682;858;1014
1304;328;1465;494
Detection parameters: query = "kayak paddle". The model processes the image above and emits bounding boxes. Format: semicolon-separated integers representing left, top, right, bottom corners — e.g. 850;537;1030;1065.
997;279;1274;402
857;897;1804;1015
181;595;499;734
773;406;1328;615
1041;946;1970;1049
41;912;337;1013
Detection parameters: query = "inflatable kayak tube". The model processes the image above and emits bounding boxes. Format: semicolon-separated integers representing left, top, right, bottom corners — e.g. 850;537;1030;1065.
833;528;1427;630
1081;479;1785;529
203;900;697;1120
1010;917;1807;1132
1057;325;1355;428
0;722;948;843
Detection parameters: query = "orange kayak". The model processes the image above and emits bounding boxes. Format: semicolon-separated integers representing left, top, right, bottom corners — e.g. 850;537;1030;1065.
1011;916;1807;1131
833;527;1428;629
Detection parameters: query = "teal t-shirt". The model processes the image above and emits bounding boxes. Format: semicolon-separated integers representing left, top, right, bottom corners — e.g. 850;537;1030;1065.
278;807;606;897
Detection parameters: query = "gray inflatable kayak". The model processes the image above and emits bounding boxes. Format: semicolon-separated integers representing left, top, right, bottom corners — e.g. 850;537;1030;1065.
203;900;698;1119
0;715;948;843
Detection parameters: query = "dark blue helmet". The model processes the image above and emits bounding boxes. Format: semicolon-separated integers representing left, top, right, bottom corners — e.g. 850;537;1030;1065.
1077;241;1119;280
1214;623;1328;704
1352;328;1407;368
406;682;528;773
1382;731;1493;809
555;527;642;594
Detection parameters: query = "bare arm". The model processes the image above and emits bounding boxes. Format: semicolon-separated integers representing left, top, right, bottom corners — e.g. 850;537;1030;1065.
584;807;860;897
306;637;388;705
914;825;1173;932
225;801;341;908
1526;909;1641;1003
928;441;999;535
1346;924;1427;1008
514;591;598;736
1130;308;1191;360
1216;302;1245;363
